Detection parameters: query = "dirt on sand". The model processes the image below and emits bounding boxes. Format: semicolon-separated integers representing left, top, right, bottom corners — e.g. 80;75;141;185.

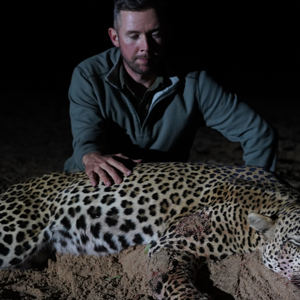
1;94;300;299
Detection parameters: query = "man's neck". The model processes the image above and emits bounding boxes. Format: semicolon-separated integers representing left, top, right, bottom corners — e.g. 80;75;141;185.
125;73;151;99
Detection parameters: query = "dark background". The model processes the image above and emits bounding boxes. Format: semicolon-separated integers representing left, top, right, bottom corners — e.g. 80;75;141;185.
1;1;299;189
2;1;299;100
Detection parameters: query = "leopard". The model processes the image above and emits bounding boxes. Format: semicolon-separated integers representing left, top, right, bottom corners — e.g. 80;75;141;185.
1;162;300;300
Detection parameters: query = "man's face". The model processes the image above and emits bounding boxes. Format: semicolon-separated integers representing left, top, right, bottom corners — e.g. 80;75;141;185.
109;8;165;79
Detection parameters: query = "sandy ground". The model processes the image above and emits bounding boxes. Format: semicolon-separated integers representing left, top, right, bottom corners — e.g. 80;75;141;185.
1;93;300;299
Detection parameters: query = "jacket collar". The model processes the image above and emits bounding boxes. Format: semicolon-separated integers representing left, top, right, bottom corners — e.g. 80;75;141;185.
105;52;123;90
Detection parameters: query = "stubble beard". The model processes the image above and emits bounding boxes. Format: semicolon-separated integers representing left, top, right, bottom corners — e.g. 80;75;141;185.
121;51;158;78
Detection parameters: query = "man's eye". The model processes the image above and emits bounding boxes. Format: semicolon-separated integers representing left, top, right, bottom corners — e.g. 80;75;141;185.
129;35;139;39
152;33;161;39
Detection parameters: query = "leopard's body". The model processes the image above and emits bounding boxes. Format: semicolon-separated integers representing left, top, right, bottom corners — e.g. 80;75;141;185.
1;162;300;299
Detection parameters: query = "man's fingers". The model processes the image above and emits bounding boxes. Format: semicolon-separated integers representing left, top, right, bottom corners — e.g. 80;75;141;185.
98;163;123;185
98;171;113;187
107;155;142;175
105;157;133;176
113;153;132;160
87;171;99;187
87;162;123;187
87;167;114;187
83;152;140;187
132;158;142;163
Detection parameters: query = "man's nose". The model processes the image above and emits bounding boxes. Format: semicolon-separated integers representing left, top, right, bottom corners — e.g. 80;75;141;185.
140;35;150;51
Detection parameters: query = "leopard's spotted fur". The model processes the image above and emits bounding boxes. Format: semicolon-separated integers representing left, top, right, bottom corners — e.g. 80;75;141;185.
1;162;300;299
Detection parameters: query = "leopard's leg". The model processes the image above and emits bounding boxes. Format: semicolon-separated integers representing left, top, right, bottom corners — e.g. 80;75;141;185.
148;248;211;300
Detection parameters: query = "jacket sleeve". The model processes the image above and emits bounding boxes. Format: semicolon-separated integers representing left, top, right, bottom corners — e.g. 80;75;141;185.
68;66;107;171
198;71;278;171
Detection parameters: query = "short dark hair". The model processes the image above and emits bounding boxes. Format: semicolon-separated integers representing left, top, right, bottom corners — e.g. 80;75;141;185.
113;0;166;29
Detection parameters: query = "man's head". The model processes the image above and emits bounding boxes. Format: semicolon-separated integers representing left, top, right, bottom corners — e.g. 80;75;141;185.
108;0;166;82
113;0;165;31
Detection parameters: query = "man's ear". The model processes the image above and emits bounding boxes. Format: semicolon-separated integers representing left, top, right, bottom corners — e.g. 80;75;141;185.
108;28;119;47
248;213;277;241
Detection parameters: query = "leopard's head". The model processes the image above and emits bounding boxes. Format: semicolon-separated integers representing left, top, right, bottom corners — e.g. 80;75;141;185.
249;202;300;288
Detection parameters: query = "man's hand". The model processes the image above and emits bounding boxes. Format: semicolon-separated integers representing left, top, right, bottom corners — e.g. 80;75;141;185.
83;152;142;187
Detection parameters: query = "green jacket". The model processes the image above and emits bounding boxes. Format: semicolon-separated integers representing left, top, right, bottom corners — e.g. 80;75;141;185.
64;47;277;172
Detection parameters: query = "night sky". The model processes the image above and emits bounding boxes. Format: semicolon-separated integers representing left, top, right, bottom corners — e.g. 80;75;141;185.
2;1;299;103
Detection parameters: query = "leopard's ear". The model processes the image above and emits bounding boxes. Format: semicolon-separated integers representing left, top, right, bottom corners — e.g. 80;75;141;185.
248;213;277;241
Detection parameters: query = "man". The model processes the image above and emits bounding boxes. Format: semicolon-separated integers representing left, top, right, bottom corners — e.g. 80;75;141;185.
64;0;277;187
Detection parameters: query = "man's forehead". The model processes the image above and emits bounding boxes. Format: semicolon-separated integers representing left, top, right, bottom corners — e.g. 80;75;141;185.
117;8;162;31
